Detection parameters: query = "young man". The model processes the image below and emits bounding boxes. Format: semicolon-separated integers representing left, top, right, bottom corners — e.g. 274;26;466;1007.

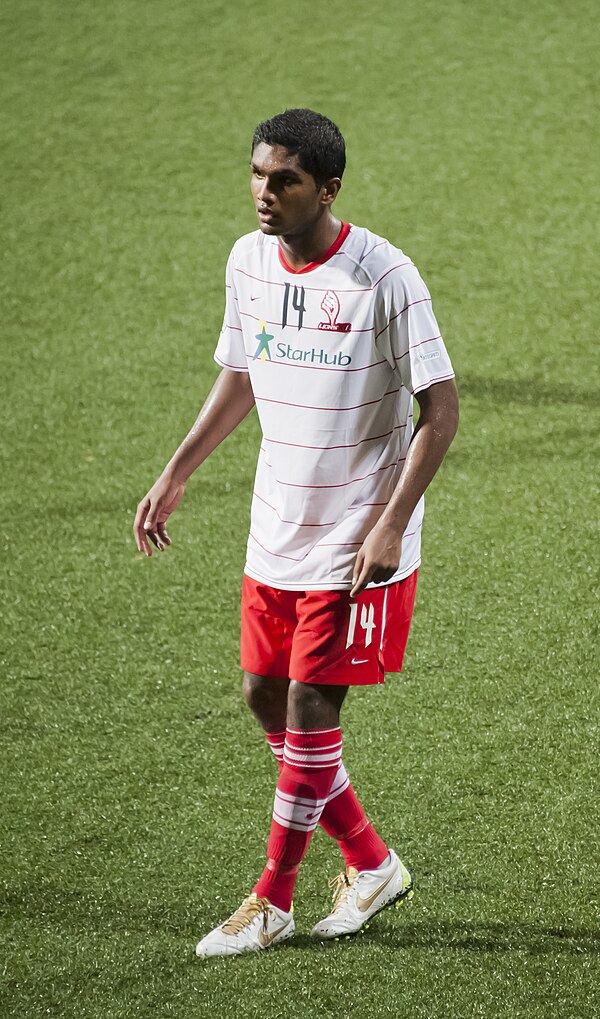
134;109;458;958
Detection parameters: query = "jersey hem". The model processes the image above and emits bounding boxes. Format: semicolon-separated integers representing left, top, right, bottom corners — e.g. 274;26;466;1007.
242;558;421;592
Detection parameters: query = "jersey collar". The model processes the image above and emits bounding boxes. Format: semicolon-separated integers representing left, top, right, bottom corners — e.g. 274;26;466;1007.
278;221;351;274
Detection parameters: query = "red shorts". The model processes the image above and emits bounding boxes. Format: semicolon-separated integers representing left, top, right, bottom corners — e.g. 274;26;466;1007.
240;570;418;686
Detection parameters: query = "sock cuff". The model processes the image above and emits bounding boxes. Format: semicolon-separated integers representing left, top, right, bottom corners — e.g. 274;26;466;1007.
286;726;342;738
285;726;342;749
283;726;343;770
265;730;286;748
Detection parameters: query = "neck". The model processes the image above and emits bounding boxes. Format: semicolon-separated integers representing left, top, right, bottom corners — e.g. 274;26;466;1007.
278;213;342;271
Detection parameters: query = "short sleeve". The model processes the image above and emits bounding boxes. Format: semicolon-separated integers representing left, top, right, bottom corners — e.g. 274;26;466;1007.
214;252;249;372
376;265;454;394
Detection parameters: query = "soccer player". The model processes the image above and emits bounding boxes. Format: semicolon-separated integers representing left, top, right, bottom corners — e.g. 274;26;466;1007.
134;109;459;958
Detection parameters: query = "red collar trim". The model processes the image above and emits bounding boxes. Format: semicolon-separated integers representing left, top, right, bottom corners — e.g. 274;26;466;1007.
278;221;351;274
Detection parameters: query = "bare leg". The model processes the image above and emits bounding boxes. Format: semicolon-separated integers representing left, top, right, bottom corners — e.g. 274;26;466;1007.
243;672;349;731
242;671;290;733
286;679;349;730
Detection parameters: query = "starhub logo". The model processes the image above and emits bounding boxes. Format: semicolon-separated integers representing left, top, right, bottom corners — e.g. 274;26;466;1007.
275;342;352;366
252;321;352;367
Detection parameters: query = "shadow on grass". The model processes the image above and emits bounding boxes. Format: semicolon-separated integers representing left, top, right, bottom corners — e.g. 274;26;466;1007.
291;921;600;955
457;373;600;408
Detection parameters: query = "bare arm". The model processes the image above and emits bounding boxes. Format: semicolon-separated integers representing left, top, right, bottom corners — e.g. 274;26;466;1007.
133;368;255;557
350;378;459;596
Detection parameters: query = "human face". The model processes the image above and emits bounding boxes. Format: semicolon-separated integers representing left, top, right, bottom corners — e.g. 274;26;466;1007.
250;142;330;237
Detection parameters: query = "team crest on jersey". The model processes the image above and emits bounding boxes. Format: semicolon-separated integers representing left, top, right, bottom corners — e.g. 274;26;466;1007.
253;321;274;361
318;290;352;333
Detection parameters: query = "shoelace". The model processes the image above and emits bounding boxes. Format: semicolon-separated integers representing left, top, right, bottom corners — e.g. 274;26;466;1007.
328;868;359;911
220;895;271;935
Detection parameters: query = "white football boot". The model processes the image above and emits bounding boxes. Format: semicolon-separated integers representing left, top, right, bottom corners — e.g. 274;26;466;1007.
311;849;413;940
195;893;295;958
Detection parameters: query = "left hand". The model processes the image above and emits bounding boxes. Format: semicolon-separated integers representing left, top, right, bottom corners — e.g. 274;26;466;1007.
350;519;403;598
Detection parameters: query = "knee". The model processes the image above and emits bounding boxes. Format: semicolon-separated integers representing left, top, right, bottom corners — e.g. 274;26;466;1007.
242;672;262;713
242;672;287;729
287;680;337;729
287;680;319;722
287;680;348;729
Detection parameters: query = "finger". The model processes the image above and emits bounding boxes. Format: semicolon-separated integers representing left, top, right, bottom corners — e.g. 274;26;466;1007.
143;502;166;551
133;498;152;555
370;566;396;586
157;522;172;546
144;502;158;532
146;529;165;552
351;549;364;588
350;559;374;598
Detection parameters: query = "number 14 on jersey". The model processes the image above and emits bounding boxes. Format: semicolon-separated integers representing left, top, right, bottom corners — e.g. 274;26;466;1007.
346;602;376;648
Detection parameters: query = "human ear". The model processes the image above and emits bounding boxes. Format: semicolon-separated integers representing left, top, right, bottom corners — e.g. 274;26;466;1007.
320;177;342;207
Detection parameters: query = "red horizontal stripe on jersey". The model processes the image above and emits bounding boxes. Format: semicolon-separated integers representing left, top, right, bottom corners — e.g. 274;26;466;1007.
413;372;455;393
249;531;307;562
254;388;400;413
239;309;374;335
233;259;416;294
362;240;387;258
263;423;407;452
225;323;243;332
236;265;370;293
393;334;443;363
374;297;433;339
373;261;415;287
253;491;336;528
398;554;422;576
315;526;420;550
410;334;442;350
245;354;388;374
353;501;388;507
314;542;362;547
261;456;406;490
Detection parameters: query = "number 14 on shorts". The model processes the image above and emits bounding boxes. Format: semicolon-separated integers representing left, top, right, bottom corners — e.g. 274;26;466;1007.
346;601;376;648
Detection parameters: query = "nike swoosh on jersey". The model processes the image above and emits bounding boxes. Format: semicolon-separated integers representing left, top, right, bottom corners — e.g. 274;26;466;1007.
356;872;395;912
351;658;369;665
258;918;293;947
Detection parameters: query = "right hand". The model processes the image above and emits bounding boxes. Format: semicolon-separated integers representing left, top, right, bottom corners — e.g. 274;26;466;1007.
133;474;186;557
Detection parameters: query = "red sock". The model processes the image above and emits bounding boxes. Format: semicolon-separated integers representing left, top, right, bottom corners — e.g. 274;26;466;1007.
320;779;389;872
263;730;388;875
265;730;285;770
253;727;343;911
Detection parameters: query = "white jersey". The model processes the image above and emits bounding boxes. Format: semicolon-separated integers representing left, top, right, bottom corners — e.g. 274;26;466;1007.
214;222;454;590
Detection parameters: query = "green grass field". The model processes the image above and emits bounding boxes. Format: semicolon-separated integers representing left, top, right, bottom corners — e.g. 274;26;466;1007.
2;0;599;1015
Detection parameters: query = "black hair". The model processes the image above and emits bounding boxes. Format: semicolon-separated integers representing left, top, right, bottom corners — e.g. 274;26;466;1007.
251;108;346;187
